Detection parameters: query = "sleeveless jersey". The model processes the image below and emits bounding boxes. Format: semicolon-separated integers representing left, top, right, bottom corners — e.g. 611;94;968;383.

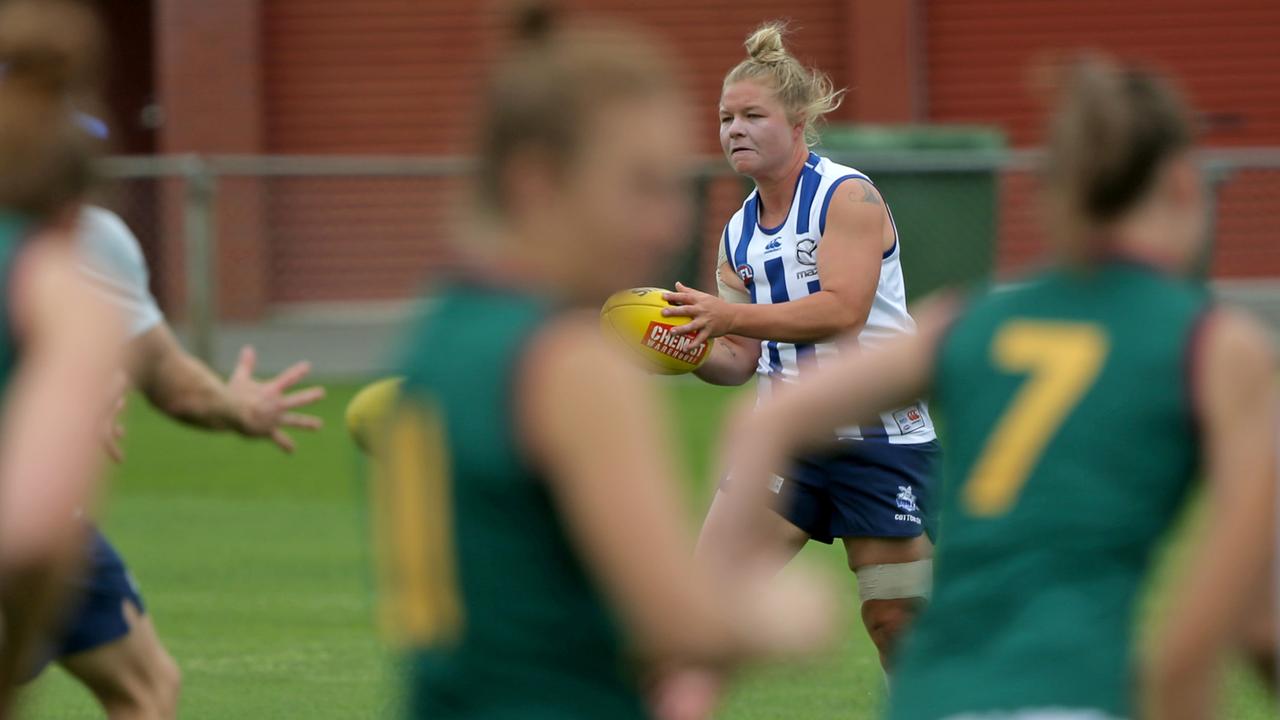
377;283;647;720
723;152;934;444
889;262;1209;720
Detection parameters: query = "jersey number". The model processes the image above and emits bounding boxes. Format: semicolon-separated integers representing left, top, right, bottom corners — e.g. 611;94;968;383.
372;401;463;646
964;321;1109;516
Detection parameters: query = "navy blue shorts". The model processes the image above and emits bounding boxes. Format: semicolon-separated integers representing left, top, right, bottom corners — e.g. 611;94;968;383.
55;527;146;657
22;527;146;682
774;440;939;544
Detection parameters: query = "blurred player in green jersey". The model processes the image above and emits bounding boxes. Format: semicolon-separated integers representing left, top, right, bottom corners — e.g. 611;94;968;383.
370;5;837;719
721;55;1277;720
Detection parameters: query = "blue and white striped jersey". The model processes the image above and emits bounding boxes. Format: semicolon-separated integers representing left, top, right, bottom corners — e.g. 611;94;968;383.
722;152;934;444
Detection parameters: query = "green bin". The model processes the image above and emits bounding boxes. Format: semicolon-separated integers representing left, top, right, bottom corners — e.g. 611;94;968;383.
818;125;1005;300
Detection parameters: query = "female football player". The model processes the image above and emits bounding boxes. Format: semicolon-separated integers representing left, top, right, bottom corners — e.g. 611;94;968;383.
0;0;125;711
20;202;327;720
372;6;834;720
663;21;937;670
721;55;1277;720
0;17;322;720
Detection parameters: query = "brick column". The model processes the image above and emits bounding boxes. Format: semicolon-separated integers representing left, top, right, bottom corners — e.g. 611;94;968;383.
155;0;268;321
844;0;921;123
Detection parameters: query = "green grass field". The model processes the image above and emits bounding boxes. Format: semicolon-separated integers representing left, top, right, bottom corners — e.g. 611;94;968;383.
22;379;1274;718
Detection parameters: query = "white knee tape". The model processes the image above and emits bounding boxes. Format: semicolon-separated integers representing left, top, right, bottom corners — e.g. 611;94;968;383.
855;559;933;602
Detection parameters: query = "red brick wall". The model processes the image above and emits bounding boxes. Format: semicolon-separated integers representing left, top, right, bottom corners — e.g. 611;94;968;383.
156;0;268;319
258;0;861;304
265;0;853;155
154;1;1280;314
260;1;499;303
925;0;1280;277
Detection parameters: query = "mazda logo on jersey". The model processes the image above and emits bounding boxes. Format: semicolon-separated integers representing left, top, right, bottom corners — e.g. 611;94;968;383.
796;238;817;266
736;264;754;285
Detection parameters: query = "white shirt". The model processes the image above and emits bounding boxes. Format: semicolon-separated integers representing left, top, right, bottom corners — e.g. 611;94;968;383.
77;206;164;339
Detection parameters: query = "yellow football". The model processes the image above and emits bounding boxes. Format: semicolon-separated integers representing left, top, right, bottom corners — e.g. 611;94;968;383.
600;287;713;375
345;376;404;455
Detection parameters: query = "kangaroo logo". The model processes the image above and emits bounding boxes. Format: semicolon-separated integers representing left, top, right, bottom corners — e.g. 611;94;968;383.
895;485;919;513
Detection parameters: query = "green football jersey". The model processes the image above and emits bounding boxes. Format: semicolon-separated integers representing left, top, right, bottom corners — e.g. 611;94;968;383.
375;283;648;720
0;213;25;383
889;262;1209;720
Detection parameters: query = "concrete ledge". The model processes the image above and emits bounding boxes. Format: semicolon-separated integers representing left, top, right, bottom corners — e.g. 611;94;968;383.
1213;280;1280;338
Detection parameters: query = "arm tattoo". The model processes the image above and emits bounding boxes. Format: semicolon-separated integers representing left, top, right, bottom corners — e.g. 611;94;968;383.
847;180;881;206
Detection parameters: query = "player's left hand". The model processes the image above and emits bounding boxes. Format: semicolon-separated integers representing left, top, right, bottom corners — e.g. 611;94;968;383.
662;282;736;348
228;345;326;453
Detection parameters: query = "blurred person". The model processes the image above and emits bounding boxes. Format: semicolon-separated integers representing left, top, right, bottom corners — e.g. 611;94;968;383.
662;21;937;672
0;0;125;714
16;203;326;720
718;55;1278;720
370;5;836;719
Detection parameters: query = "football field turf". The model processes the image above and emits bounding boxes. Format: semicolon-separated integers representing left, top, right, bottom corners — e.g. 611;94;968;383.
23;379;1274;718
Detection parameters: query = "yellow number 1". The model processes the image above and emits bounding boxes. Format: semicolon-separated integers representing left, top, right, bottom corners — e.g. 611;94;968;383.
372;400;464;647
964;321;1109;516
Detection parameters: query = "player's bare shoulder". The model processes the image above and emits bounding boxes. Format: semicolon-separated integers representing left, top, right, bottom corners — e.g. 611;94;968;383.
822;177;893;254
830;177;887;222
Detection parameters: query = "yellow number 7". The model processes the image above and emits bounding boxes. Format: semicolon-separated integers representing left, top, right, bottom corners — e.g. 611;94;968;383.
964;321;1109;516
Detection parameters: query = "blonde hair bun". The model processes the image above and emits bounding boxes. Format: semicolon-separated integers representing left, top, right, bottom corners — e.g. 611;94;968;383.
744;22;788;65
724;21;844;147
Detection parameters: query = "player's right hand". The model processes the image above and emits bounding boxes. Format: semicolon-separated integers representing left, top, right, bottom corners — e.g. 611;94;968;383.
228;345;326;453
661;282;737;349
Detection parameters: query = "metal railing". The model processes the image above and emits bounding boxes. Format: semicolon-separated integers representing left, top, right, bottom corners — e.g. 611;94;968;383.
95;148;1280;362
